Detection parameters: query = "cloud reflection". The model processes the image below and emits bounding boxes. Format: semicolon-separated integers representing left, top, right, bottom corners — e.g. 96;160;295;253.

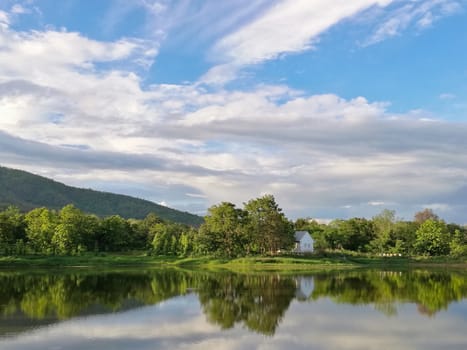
2;290;467;350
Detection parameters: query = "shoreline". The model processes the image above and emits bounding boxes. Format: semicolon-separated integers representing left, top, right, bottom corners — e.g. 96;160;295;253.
0;254;466;272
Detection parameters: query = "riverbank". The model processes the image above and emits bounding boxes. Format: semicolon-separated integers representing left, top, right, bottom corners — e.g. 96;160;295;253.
0;253;466;271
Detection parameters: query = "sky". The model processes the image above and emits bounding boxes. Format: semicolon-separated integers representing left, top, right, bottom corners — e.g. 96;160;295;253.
0;0;466;223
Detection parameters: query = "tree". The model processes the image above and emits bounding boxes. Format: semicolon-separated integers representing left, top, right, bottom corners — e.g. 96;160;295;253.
414;209;439;224
179;228;196;256
370;209;396;253
24;207;57;254
337;218;375;252
244;195;294;255
390;221;418;255
151;223;171;255
139;213;164;246
52;205;87;255
449;229;467;257
414;219;450;256
97;215;132;252
151;223;187;255
197;202;249;257
0;206;26;254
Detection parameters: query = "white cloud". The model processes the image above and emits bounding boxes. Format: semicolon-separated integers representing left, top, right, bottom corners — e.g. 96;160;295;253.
1;14;467;221
368;201;387;206
439;93;456;100
199;63;241;86
2;69;467;220
364;0;463;46
11;4;28;14
212;0;393;65
0;10;10;29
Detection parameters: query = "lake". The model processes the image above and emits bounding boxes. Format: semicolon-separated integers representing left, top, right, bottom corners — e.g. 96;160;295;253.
0;268;467;349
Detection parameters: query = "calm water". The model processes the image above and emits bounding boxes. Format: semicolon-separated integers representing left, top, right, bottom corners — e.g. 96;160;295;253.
1;268;467;350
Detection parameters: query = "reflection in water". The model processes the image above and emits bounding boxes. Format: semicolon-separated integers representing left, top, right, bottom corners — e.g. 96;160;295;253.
0;269;467;349
198;274;296;335
310;271;467;317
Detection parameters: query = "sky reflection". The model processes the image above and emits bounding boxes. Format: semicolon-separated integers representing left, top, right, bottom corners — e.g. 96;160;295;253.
2;291;467;350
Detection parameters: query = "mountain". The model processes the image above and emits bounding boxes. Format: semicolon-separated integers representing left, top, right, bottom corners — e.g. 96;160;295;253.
0;166;203;226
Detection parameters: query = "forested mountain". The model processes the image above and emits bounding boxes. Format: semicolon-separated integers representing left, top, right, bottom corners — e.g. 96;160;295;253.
0;166;203;226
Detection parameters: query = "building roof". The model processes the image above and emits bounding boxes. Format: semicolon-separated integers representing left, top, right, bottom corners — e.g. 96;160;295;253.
294;230;309;241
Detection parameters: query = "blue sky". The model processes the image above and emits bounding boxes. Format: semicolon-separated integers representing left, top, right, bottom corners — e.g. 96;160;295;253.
0;0;467;222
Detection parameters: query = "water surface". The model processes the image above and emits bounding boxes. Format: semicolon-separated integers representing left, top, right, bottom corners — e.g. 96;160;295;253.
1;268;466;349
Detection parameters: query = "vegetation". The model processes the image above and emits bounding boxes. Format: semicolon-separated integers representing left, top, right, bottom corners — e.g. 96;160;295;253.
0;166;203;226
195;195;294;257
0;203;199;256
1;177;467;261
2;269;467;337
296;208;467;258
0;193;299;259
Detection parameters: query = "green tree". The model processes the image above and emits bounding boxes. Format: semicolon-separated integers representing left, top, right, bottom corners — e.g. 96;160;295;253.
52;205;87;255
151;223;187;255
370;209;396;253
449;229;467;257
414;219;450;256
0;206;26;254
390;221;418;255
24;207;57;254
151;223;171;255
179;229;195;256
197;202;249;257
244;195;294;255
98;215;132;251
337;218;375;252
139;213;164;246
322;221;344;250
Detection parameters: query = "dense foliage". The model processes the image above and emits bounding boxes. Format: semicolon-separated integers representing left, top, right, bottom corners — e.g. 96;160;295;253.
0;204;195;255
296;209;467;257
195;195;294;257
0;195;295;257
0;166;203;226
0;190;466;257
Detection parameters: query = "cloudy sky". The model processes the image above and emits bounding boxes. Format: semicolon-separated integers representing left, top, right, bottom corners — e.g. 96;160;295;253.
0;0;466;222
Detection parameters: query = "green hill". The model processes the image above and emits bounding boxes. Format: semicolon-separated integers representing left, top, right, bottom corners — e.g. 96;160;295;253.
0;166;203;226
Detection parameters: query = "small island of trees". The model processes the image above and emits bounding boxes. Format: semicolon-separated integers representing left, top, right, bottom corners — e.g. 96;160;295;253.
0;195;466;258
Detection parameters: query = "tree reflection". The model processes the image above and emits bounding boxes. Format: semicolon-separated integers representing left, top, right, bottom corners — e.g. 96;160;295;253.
1;269;467;337
197;274;296;335
310;270;467;316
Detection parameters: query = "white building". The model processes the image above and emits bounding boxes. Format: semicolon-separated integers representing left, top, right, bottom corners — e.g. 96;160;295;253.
294;231;314;253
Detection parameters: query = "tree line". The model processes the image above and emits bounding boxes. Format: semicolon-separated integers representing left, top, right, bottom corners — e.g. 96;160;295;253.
0;204;192;255
0;195;292;257
296;208;467;257
0;196;466;257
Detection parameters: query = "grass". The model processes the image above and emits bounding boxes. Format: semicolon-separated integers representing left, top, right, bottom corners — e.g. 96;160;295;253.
0;254;172;269
1;252;466;272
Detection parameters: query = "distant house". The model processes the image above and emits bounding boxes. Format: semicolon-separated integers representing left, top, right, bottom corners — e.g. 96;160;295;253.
294;231;314;253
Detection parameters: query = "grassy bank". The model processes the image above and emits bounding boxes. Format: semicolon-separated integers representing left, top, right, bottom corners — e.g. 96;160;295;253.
0;254;354;271
1;253;466;271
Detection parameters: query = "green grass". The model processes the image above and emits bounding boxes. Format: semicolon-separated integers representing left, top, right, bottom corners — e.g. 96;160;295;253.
0;253;466;271
0;254;176;269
